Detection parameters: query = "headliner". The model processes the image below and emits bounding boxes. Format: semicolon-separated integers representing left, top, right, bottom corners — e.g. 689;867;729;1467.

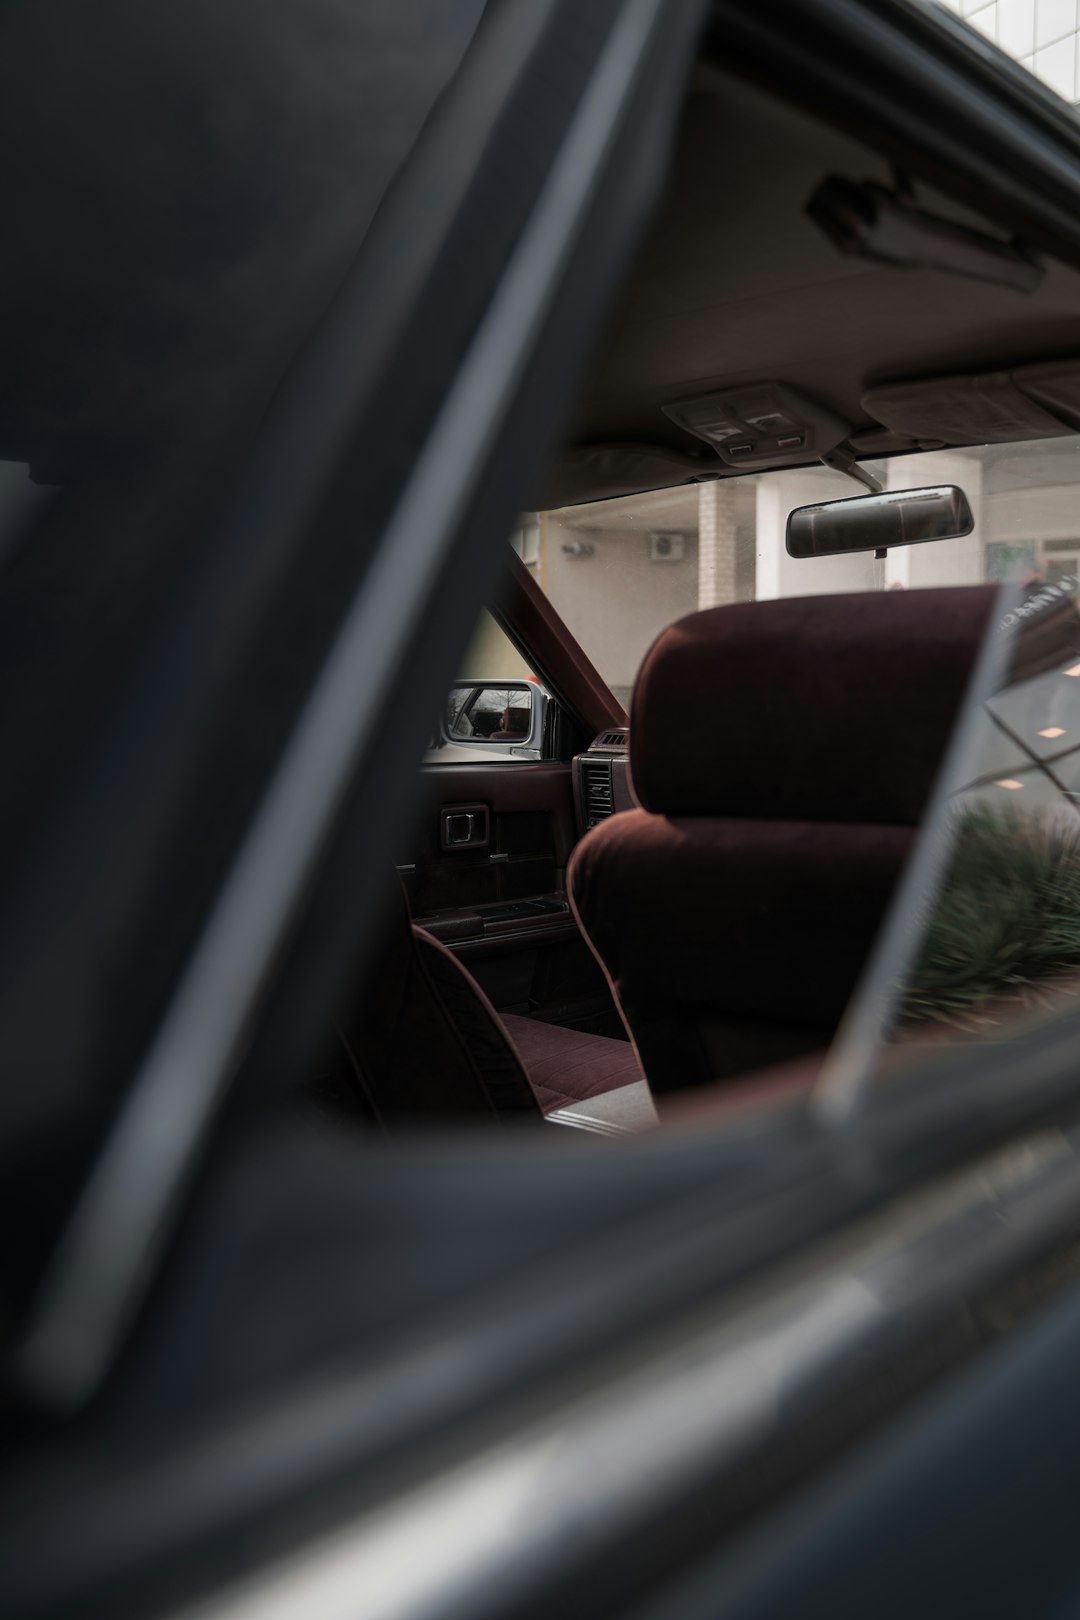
545;63;1080;504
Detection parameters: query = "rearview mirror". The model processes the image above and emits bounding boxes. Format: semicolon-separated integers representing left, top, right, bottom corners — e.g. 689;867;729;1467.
786;485;974;559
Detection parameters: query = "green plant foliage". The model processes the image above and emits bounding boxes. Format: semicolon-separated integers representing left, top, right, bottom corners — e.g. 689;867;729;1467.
898;802;1080;1029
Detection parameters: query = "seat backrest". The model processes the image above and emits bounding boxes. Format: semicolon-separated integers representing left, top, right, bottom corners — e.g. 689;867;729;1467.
568;586;998;1097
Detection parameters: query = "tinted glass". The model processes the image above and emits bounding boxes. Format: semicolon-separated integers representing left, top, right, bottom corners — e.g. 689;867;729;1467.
820;570;1080;1105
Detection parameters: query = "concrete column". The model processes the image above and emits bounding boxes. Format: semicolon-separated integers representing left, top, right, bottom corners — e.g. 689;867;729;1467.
697;482;740;609
885;451;984;587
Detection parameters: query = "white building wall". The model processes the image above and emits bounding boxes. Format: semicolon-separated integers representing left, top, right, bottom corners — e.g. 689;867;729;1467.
755;468;880;599
986;483;1080;541
939;0;1080;106
540;510;700;704
885;451;985;587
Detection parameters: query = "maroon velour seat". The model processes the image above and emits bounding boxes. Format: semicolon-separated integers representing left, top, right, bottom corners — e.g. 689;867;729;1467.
334;884;644;1125
568;586;997;1098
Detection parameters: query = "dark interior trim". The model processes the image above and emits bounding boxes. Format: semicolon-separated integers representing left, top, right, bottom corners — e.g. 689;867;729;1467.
10;0;706;1414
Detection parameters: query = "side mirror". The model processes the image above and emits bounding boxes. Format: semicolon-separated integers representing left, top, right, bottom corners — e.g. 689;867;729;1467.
440;680;544;756
786;484;974;559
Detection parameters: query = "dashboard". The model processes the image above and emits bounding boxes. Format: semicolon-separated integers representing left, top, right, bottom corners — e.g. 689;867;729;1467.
572;727;635;835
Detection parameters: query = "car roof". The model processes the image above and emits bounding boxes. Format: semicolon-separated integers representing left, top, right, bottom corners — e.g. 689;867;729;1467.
537;62;1080;505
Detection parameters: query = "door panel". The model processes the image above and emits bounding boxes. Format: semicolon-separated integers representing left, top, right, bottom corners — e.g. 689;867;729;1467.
401;758;620;1026
402;761;577;920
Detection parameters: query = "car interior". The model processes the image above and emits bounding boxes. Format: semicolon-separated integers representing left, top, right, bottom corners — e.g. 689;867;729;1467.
326;47;1080;1138
7;7;1080;1163
13;7;1080;1617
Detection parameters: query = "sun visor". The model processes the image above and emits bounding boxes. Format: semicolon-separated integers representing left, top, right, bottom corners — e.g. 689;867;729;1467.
531;442;708;509
863;358;1080;446
1017;358;1080;428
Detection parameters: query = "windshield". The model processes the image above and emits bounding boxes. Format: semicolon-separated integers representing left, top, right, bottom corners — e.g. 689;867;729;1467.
531;433;1080;1103
528;437;1080;708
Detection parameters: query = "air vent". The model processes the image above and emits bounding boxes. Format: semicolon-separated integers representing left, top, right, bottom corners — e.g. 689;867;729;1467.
581;759;615;829
593;728;628;752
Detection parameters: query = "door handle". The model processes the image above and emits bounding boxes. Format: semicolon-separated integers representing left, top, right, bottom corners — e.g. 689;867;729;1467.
440;803;490;851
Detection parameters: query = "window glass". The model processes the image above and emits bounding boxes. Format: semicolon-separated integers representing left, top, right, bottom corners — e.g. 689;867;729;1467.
457;608;533;683
535;437;1080;709
819;571;1080;1104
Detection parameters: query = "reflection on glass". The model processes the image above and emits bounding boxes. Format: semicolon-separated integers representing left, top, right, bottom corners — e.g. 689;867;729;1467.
986;663;1080;762
449;684;532;741
894;803;1080;1040
901;582;1080;1044
821;572;1080;1108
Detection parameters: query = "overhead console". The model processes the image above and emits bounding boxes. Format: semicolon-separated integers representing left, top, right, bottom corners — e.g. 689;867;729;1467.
659;359;1080;474
863;356;1080;447
662;381;850;472
573;728;636;835
536;356;1080;512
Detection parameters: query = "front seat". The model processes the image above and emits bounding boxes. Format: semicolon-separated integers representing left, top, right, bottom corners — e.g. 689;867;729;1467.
568;586;997;1098
332;883;646;1125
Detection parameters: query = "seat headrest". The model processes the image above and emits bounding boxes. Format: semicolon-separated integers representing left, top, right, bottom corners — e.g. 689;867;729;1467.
629;585;998;824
